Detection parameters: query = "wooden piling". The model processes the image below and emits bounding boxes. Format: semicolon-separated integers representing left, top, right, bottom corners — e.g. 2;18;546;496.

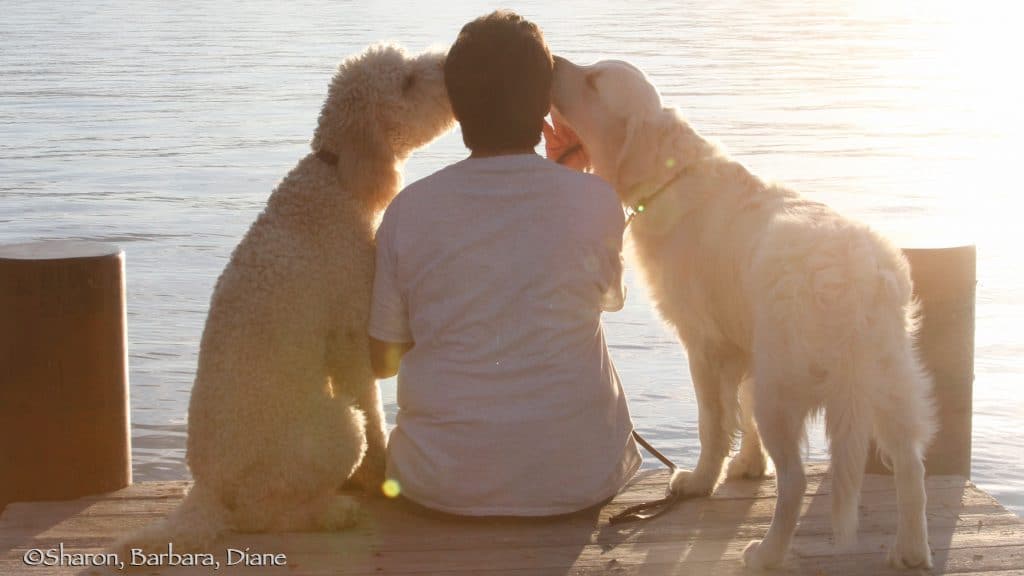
867;245;976;477
0;241;132;509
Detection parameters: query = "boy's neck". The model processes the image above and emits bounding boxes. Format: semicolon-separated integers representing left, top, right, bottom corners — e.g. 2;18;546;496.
470;147;536;159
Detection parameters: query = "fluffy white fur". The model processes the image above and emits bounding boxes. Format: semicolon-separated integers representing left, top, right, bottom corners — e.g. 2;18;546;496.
118;44;453;552
552;57;936;570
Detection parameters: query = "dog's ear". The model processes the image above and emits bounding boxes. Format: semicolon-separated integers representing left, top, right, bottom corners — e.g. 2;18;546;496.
613;108;691;204
612;114;642;187
311;66;400;212
338;116;400;211
613;111;661;198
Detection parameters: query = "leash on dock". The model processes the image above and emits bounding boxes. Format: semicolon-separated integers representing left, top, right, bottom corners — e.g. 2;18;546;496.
608;430;681;525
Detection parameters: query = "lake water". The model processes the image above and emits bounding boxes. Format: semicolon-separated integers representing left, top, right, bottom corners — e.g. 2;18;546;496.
2;1;1021;515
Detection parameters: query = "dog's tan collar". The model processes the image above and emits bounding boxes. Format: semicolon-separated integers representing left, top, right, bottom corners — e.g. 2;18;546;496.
316;148;339;166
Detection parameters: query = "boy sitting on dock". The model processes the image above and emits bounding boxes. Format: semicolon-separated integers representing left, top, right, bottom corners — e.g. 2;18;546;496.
368;10;641;516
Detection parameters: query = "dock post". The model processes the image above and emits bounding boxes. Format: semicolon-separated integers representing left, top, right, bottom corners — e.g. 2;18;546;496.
867;245;976;477
0;241;132;509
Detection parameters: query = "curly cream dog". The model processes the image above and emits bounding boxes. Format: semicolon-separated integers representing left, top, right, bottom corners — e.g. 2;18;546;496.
551;57;935;569
119;44;453;552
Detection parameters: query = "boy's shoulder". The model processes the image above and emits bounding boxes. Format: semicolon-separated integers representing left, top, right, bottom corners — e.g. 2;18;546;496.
554;165;616;194
389;156;622;220
390;159;467;203
550;166;623;221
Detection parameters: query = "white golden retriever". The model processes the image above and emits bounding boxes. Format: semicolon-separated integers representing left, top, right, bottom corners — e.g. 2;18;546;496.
551;56;935;569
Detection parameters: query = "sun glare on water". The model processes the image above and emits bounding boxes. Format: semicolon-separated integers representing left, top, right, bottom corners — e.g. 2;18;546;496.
858;1;1024;251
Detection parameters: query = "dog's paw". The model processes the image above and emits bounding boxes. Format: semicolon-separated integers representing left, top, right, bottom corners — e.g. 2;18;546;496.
317;495;361;531
668;469;715;498
742;539;783;570
887;536;933;570
726;450;767;480
345;451;386;496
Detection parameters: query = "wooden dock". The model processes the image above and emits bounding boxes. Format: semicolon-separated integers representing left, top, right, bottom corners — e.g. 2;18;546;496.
2;464;1021;575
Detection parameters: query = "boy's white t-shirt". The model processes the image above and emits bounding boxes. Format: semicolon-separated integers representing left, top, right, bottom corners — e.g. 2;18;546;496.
369;153;641;516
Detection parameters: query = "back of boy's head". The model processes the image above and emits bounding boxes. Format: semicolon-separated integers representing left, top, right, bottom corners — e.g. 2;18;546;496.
445;11;553;152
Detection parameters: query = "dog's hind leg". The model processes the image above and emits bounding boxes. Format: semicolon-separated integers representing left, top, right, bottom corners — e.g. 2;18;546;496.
230;400;366;533
669;346;737;497
727;375;767;480
825;386;871;549
272;492;362;531
228;474;298;533
231;478;361;534
742;372;808;570
871;353;935;569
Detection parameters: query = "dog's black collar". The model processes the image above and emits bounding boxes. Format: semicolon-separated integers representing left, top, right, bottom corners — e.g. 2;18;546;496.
316;148;339;166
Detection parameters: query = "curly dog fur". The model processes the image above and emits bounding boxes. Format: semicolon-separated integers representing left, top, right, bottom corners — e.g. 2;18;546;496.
118;44;453;552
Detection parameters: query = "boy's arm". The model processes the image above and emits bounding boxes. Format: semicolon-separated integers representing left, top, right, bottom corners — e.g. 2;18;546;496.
599;182;627;312
368;202;414;377
369;337;413;379
600;252;627;312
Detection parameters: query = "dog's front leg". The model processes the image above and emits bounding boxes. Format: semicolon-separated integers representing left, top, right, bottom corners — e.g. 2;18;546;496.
337;394;386;494
669;346;733;497
352;375;388;490
329;331;387;495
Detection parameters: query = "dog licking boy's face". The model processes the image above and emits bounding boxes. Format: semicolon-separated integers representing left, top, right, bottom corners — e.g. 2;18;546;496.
549;55;662;185
543;109;591;171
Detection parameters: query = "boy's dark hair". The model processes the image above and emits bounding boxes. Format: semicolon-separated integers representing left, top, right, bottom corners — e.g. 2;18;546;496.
445;11;553;152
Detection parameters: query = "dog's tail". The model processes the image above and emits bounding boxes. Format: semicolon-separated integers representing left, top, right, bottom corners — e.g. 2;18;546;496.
826;379;873;550
827;302;937;550
115;481;228;555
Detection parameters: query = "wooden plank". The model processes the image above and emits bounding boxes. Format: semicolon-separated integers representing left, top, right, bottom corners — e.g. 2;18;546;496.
1;466;1020;576
0;487;951;548
0;481;997;550
0;463;982;521
0;464;982;529
3;531;1023;576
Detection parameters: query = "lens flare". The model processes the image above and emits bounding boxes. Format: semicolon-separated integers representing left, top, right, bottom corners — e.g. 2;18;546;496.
381;478;401;499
